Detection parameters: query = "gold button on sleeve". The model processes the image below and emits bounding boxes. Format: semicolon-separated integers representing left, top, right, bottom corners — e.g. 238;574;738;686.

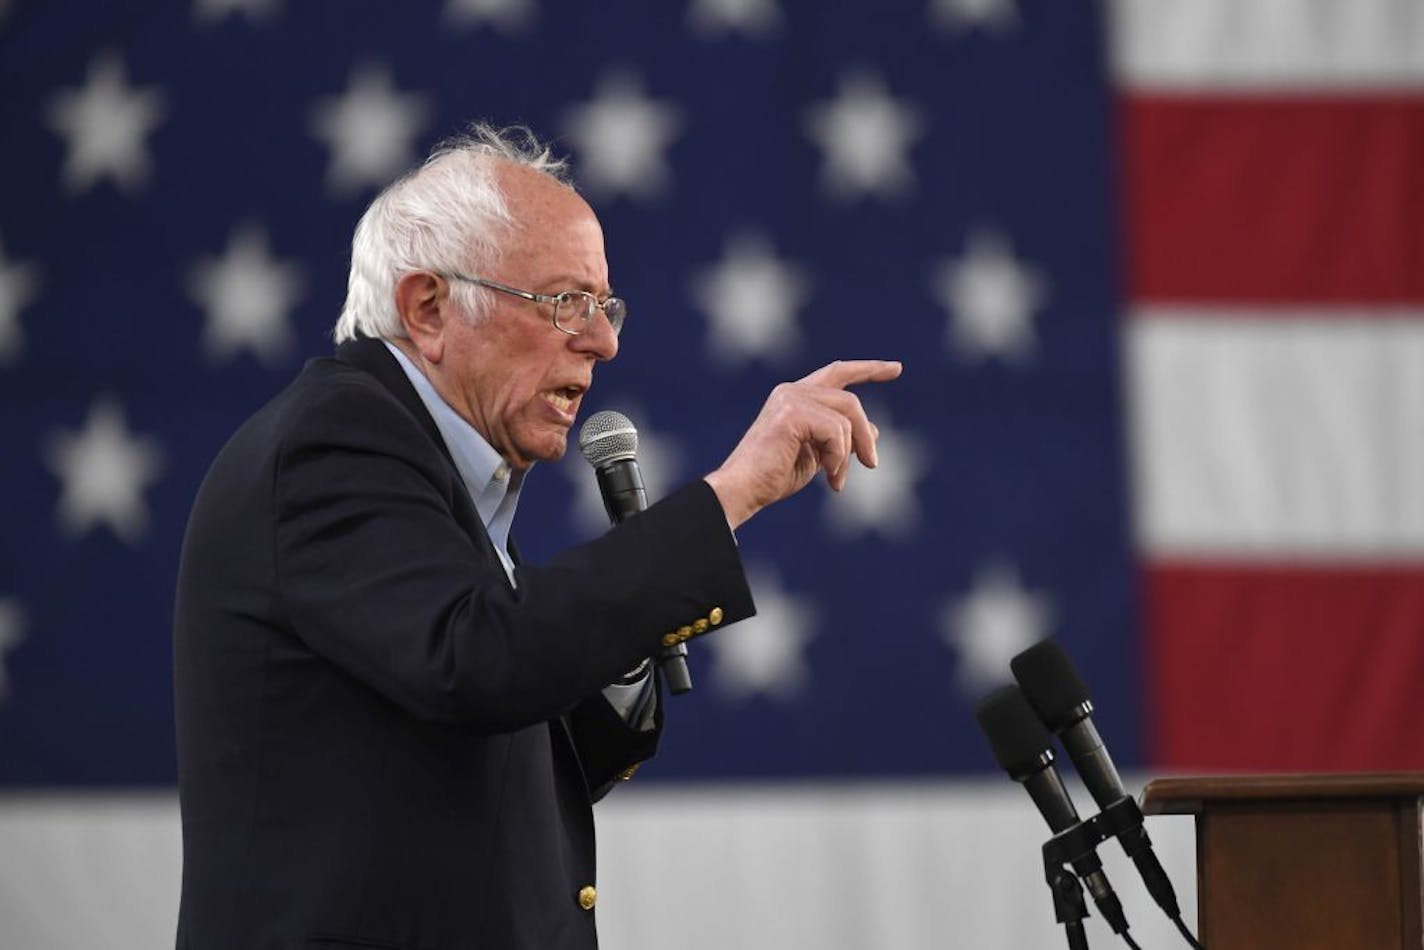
619;763;640;781
677;625;693;641
709;606;724;626
578;885;597;911
693;618;709;635
661;632;680;648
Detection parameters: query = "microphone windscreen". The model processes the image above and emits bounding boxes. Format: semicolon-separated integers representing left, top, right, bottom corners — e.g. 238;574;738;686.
975;685;1056;778
578;410;638;467
1011;639;1092;731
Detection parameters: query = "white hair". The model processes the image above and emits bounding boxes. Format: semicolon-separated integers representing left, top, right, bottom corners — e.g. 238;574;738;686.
334;123;572;343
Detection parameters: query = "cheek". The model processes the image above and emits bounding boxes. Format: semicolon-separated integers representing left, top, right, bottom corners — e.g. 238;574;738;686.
515;373;547;409
504;372;552;425
481;365;535;410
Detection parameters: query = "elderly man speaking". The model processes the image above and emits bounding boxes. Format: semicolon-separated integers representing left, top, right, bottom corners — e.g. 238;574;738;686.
173;124;900;950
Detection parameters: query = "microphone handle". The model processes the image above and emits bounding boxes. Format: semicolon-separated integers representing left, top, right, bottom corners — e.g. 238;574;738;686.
1060;716;1126;808
1062;717;1184;920
595;461;694;695
658;641;692;694
1022;762;1080;832
596;459;648;524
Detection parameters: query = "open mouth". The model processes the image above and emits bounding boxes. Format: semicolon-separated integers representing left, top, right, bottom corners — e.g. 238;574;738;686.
542;385;585;413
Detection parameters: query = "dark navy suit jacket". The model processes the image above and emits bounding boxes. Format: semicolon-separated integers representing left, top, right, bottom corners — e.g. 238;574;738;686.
174;339;753;949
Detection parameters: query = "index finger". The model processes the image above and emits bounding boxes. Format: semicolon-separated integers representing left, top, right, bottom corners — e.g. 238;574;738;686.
799;359;903;390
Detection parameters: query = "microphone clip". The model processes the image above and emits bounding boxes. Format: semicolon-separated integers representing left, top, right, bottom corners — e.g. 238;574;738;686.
1043;860;1091;950
1042;813;1133;945
1043;812;1109;874
1042;818;1109;950
1095;795;1147;843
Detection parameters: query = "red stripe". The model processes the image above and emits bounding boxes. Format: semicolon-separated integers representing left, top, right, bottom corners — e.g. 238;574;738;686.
1145;562;1424;771
1121;95;1424;304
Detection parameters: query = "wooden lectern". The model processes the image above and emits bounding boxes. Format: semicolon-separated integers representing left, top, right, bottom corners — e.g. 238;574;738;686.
1142;773;1424;949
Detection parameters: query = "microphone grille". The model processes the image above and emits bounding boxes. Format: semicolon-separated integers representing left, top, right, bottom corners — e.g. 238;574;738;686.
975;685;1056;777
1010;639;1092;732
578;410;638;467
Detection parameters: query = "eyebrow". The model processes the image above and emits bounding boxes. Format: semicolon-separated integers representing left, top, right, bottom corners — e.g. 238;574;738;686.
538;275;614;298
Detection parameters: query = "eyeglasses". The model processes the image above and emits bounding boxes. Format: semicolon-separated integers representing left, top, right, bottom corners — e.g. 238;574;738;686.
441;273;626;337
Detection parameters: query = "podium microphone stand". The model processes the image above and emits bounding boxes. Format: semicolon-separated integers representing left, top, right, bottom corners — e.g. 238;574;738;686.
1041;816;1111;950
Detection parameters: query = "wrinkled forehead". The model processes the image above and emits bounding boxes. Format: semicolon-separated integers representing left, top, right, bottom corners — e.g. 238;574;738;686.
497;162;594;233
495;163;607;279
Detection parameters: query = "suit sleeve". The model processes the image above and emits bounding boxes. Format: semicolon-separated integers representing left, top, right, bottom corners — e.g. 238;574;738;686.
272;377;754;735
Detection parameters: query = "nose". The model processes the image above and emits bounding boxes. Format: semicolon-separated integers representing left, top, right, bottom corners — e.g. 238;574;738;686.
573;309;619;361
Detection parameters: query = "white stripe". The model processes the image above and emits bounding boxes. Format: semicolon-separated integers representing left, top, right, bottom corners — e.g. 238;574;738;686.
599;780;1197;948
1111;0;1424;90
1127;309;1424;558
0;782;1198;949
0;794;181;949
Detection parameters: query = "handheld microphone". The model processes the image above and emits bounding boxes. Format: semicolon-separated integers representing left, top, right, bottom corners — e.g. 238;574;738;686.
578;410;692;695
1012;640;1185;924
976;685;1132;938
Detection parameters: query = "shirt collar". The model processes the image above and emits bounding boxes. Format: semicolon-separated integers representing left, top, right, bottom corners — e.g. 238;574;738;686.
381;340;524;531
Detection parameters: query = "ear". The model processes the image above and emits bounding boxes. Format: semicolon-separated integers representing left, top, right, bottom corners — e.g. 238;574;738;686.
394;271;447;363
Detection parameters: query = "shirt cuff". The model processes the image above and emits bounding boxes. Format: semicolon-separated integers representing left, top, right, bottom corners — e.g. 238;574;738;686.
602;673;658;732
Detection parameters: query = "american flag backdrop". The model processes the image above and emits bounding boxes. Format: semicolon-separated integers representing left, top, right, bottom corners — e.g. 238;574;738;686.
0;0;1421;947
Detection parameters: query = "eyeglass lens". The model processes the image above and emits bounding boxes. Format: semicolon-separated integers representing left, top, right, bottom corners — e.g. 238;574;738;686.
554;293;625;336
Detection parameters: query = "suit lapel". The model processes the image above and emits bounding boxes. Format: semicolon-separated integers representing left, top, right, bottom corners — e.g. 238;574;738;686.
334;338;511;583
336;338;586;782
335;338;456;470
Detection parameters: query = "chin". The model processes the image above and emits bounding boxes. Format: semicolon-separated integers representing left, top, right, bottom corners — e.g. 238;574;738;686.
527;436;568;464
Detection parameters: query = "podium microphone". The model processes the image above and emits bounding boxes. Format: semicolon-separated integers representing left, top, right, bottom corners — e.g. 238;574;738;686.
976;685;1133;942
1012;640;1200;948
578;410;692;695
